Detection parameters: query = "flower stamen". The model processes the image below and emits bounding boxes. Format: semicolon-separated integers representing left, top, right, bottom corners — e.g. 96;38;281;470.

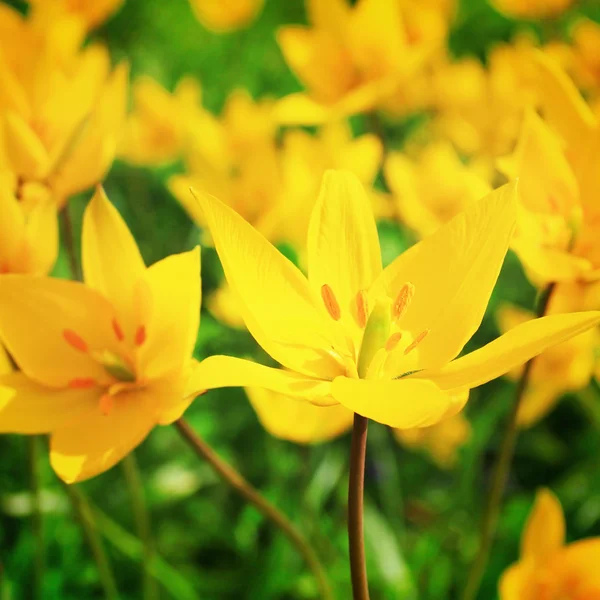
135;325;146;346
99;394;113;416
404;329;429;355
63;329;88;353
112;318;125;342
385;332;403;352
355;290;368;328
321;284;341;321
68;377;96;389
393;282;415;321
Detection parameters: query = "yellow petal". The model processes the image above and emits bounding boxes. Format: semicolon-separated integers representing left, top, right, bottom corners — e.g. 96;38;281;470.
0;372;98;434
188;356;335;405
0;275;120;387
273;92;334;126
50;386;158;483
521;489;565;562
192;189;346;378
23;199;59;275
0;345;12;375
137;248;201;380
82;186;146;336
372;183;517;369
516;380;564;428
307;170;382;336
246;387;353;443
331;376;462;428
498;563;531;600
189;0;264;32
0;182;26;271
423;311;600;391
3;113;51;179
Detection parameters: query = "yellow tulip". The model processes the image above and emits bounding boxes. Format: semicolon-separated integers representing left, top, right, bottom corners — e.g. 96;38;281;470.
28;0;124;30
188;0;264;32
246;386;353;444
500;489;600;599
188;170;600;429
0;188;202;483
498;303;597;427
0;4;128;208
491;0;574;19
394;409;471;468
120;76;203;166
0;172;58;275
275;0;445;124
385;141;491;238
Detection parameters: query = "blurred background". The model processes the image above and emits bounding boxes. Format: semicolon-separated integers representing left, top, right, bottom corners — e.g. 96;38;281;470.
1;0;600;598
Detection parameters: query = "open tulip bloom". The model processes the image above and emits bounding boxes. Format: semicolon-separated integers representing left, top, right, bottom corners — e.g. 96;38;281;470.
0;188;201;483
190;170;600;428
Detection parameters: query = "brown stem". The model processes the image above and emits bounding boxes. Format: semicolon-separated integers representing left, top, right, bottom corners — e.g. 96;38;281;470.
348;414;370;600
174;418;333;600
462;283;556;600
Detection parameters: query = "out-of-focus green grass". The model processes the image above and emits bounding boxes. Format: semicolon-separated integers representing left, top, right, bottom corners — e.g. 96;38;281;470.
1;0;600;599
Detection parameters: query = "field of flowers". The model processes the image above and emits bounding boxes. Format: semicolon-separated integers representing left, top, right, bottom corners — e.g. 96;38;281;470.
1;0;600;598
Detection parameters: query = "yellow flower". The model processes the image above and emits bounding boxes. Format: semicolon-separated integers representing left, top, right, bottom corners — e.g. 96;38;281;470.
120;76;202;166
28;0;124;30
247;386;353;444
0;188;202;483
275;0;444;124
188;170;600;429
0;171;58;275
188;0;264;32
491;0;574;19
394;409;471;468
385;141;491;238
500;489;600;599
498;303;597;427
0;4;128;208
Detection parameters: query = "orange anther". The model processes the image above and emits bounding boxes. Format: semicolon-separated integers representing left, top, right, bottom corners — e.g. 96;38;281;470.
112;318;124;342
393;283;415;321
321;284;341;321
355;290;368;328
385;332;403;352
68;377;95;389
63;329;88;353
99;394;113;416
135;325;146;346
404;329;429;355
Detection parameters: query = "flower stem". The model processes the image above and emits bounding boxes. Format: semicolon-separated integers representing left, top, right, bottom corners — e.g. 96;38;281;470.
63;484;119;600
121;454;157;600
462;283;555;600
174;418;333;600
60;206;80;280
28;437;44;600
348;414;370;600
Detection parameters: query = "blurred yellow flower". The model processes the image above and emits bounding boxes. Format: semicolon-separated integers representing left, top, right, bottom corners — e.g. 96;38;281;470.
394;409;471;468
0;4;128;208
246;386;353;444
189;170;600;429
498;303;597;427
0;172;58;275
491;0;574;19
0;188;202;483
120;76;202;166
188;0;264;32
385;141;490;238
28;0;123;30
275;0;447;124
500;489;600;599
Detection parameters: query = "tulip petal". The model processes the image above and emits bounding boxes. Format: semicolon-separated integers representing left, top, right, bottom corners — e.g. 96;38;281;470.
331;376;461;428
82;186;146;337
423;311;600;391
372;183;517;368
137;248;201;379
24;199;59;275
0;275;120;387
521;489;565;562
192;189;347;378
0;372;98;434
3;112;51;179
246;387;353;443
307;170;382;336
50;387;157;483
188;355;335;405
